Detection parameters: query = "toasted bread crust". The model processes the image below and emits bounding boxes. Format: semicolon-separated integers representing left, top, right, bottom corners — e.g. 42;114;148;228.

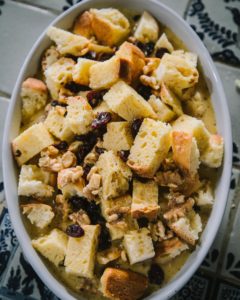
73;11;93;38
22;78;47;92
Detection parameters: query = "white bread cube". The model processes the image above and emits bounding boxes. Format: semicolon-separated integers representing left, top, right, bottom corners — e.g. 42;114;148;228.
200;134;224;168
127;118;172;177
172;131;200;175
101;268;148;300
134;11;159;43
57;166;85;197
172;114;211;153
12;123;54;166
160;82;183;116
64;225;100;278
155;33;174;53
41;46;60;72
89;56;120;90
32;229;68;266
148;95;176;122
90;8;130;46
102;122;133;151
123;228;155;264
96;151;132;200
103;81;157;121
47;26;89;56
155;237;188;264
45;57;75;99
131;180;159;220
73;11;94;38
172;50;198;68
116;42;145;84
66;96;94;135
107;216;138;241
168;211;202;246
195;181;214;206
22;203;54;229
21;78;48;124
101;194;132;221
18;165;54;197
72;58;97;86
44;107;74;142
184;90;208;118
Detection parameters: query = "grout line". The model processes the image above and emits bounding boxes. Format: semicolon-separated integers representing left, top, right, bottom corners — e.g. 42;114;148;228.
6;0;61;15
0;91;11;99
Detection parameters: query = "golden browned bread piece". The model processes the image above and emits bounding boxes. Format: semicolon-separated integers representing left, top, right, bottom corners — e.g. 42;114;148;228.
116;42;145;84
172;131;200;175
200;134;224;168
101;268;148;300
73;11;94;38
160;82;183;116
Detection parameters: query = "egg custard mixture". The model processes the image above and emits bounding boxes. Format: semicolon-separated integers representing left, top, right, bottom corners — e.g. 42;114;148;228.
12;7;224;300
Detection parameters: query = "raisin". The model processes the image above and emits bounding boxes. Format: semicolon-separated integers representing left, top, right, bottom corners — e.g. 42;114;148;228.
65;81;89;93
75;132;97;147
155;47;170;59
135;41;155;56
98;225;111;251
92;112;112;129
54;141;68;151
148;264;164;285
118;150;130;162
133;14;141;22
137;84;152;100
87;90;107;108
83;164;93;180
76;143;92;164
95;146;106;155
131;118;143;138
82;51;97;60
137;218;149;228
51;100;67;107
66;224;84;237
15;149;22;157
69;196;89;212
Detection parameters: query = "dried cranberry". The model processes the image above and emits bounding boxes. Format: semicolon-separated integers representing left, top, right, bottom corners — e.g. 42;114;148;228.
118;150;130;162
76;143;92;164
51;100;67;107
95;146;106;155
98;225;111;251
148;264;164;285
137;218;149;228
15;149;22;157
135;41;155;57
87;90;107;108
66;224;84;237
155;47;170;59
69;196;89;212
83;164;93;180
92;112;112;129
65;81;89;93
54;141;68;151
137;84;152;100
131;118;143;137
133;14;141;22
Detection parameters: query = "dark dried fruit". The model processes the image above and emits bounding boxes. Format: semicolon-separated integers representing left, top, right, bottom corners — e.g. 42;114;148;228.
76;143;92;164
54;141;68;151
95;146;106;155
69;196;89;212
118;150;130;162
65;81;89;93
83;164;93;180
15;149;22;157
66;224;84;237
98;225;111;251
155;47;170;59
137;217;149;228
135;41;155;57
92;112;112;129
51;100;68;107
133;14;141;22
97;53;114;61
75;131;97;146
131;118;143;137
148;264;164;285
137;84;152;100
82;51;97;60
65;54;79;62
86;90;107;108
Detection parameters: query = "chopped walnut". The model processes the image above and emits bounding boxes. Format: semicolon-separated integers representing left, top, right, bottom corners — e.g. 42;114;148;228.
155;170;184;188
164;198;195;222
83;173;101;199
86;166;98;181
167;192;185;208
55;194;70;221
69;209;91;225
149;220;174;242
68;141;82;153
143;58;161;75
140;74;160;90
84;152;98;165
97;247;121;265
62;151;77;168
120;250;128;262
58;166;84;187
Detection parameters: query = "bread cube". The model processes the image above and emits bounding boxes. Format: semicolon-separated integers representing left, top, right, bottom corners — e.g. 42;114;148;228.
32;229;68;266
47;26;89;56
107;216;138;240
103;81;157;121
116;42;145;84
41;46;60;72
64;225;100;278
160;82;183;116
73;11;94;38
131;180;159;220
93;101;118;120
172;115;211;153
184;90;208;118
148;95;176;122
155;33;174;53
89;57;120;90
101;268;148;300
66;96;94;135
200;134;224;168
101;194;132;221
18;165;54;197
96;151;132;200
57;166;85;197
72;58;97;86
22;203;54;229
155;237;188;264
44;107;74;142
103;122;133;151
172;50;198;68
123;228;155;264
134;11;159;43
12;123;54;166
45;57;75;99
195;181;214;206
127;118;172;177
21;78;48;124
172;131;200;175
90;8;130;46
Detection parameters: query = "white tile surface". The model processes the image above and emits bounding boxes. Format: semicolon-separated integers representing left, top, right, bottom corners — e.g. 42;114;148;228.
0;0;57;94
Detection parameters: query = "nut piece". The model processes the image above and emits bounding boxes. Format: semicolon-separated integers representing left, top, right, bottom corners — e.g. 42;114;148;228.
163;198;195;222
69;209;91;226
